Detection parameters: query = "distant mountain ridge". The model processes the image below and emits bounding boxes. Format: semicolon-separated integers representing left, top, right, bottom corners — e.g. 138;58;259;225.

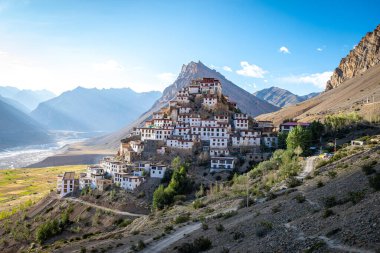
86;61;280;150
0;98;52;150
326;24;380;90
0;86;56;111
30;87;161;132
253;86;320;107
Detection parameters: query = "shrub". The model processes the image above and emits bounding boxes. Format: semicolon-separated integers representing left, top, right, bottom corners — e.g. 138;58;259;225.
164;225;173;233
215;223;224;232
255;221;273;237
80;247;87;253
322;196;338;208
294;194;306;203
222;210;238;219
369;173;380;191
347;190;366;204
322;209;334;218
173;213;190;224
201;223;208;230
177;236;212;253
286;177;302;188
232;231;245;240
325;228;341;237
327;170;337;179
271;204;281;213
192;199;205;209
136;240;145;250
362;161;377;175
317;180;324;188
114;218;132;228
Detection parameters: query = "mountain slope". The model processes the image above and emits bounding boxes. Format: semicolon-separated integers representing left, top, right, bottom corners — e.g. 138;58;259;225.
257;63;380;125
0;99;52;149
154;61;279;116
30;87;161;132
0;87;56;111
326;24;380;90
86;61;279;150
253;86;320;107
258;24;380;125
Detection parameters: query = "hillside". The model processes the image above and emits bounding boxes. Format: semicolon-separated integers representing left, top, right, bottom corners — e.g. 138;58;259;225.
30;87;161;132
0;86;55;111
253;86;320;107
86;61;279;150
257;24;380;125
0;99;53;150
326;24;380;90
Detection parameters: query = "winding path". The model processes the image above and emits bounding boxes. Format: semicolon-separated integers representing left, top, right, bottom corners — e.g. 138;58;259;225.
56;196;146;217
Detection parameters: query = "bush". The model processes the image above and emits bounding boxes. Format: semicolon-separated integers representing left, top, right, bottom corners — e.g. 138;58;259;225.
286;177;302;188
327;170;337;179
317;180;324;188
215;223;224;232
222;210;238;219
369;173;380;191
201;223;208;230
232;231;245;240
173;213;190;224
294;194;306;203
362;161;377;175
255;221;273;237
322;209;334;218
164;225;173;233
347;190;366;204
192;199;205;209
177;236;212;253
322;196;338;208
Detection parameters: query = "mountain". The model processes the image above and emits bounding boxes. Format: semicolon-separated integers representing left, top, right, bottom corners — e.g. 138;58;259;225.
0;95;30;114
0;99;52;150
85;61;279;150
326;24;380;90
257;24;380;125
253;86;320;107
30;87;161;132
154;61;279;115
0;87;56;111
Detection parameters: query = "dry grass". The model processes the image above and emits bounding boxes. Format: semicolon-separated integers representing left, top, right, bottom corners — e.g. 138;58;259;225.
0;165;86;213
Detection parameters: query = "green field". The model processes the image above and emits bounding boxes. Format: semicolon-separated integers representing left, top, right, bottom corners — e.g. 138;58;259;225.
0;165;86;218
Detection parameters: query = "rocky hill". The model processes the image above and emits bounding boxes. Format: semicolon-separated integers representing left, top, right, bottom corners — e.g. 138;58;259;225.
30;87;161;132
326;24;380;91
253;86;320;107
86;61;279;150
258;25;380;125
0;98;53;149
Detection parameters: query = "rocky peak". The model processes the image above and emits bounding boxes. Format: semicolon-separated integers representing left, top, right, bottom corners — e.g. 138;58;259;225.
326;24;380;90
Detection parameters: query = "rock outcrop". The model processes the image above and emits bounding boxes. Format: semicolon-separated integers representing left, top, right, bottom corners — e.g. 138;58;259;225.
326;24;380;90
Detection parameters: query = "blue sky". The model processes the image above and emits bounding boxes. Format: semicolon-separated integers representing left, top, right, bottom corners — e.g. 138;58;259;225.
0;0;379;95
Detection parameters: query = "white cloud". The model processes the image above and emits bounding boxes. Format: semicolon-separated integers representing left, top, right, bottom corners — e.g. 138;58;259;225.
93;59;124;72
263;79;268;83
280;71;333;89
157;72;176;84
316;48;323;52
279;46;290;54
236;61;267;78
222;66;232;72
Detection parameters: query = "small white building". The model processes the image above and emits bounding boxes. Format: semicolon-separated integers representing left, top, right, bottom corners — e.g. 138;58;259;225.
202;95;218;109
57;172;76;197
115;173;144;191
179;107;192;114
231;136;261;147
177;95;190;104
210;157;235;171
262;135;278;148
210;137;228;148
150;164;167;178
214;115;229;123
210;148;230;157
